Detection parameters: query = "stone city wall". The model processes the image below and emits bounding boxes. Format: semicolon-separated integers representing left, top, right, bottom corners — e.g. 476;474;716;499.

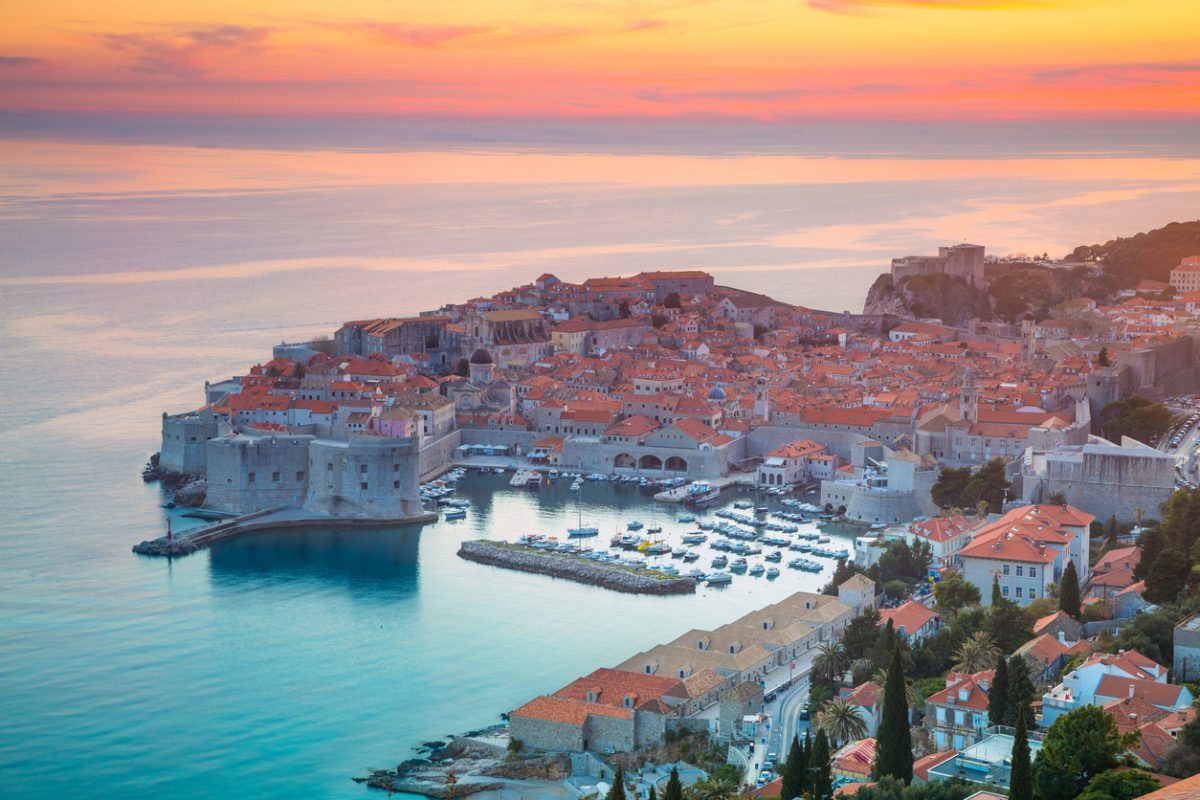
205;433;314;514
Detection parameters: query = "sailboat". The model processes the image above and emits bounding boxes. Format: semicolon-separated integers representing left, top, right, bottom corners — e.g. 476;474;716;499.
567;482;599;537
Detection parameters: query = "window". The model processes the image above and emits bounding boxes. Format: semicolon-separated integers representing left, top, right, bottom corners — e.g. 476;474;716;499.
393;481;400;489
644;665;653;674
1030;567;1037;578
272;471;280;482
1016;566;1024;576
1002;585;1010;597
360;482;368;490
393;464;400;472
624;695;634;707
296;471;305;481
1016;587;1023;598
1002;564;1010;575
247;472;256;483
1029;589;1036;599
360;464;368;473
327;462;333;472
586;690;596;703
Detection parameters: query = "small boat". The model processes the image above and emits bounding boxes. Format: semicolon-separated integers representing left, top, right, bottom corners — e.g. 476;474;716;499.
645;542;671;555
711;555;728;568
765;550;783;562
671;546;687;558
683;481;721;507
706;573;733;585
677;514;695;523
646;526;662;534
568;527;600;538
526;472;543;489
493;467;506;474
766;566;780;579
788;558;804;570
734;500;752;509
749;564;765;577
681;533;707;544
570;481;582;491
683;550;700;562
443;509;467;520
627;521;644;531
756;505;769;513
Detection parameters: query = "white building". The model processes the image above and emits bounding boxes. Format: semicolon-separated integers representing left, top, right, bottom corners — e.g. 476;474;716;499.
757;438;831;487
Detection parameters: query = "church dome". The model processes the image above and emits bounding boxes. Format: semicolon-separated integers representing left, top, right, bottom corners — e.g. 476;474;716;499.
707;386;727;401
469;349;494;365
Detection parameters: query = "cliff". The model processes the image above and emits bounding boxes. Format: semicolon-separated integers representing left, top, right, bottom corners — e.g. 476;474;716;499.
862;273;991;325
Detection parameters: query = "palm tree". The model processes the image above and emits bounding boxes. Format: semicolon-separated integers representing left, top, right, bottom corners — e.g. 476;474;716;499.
952;631;1000;673
812;642;849;686
684;774;739;800
872;666;916;707
817;697;868;746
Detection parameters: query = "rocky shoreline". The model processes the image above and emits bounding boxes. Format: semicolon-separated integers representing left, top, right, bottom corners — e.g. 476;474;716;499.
458;540;697;595
355;730;571;797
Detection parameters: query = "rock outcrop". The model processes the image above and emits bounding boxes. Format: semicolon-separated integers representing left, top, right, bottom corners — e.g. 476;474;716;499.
458;540;696;595
862;273;991;326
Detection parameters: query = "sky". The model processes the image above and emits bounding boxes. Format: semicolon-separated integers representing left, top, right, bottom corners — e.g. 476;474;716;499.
2;0;1199;121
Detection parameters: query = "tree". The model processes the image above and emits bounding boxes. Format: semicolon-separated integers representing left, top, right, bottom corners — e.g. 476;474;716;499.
1077;769;1161;800
817;697;869;746
664;292;682;309
663;767;684;800
991;576;1003;607
874;645;913;784
987;656;1009;727
1032;706;1136;800
959;459;1011;513
1097;347;1111;367
1060;560;1081;619
1098;395;1175;444
781;735;804;800
310;334;336;355
873;619;897;670
850;776;984;800
842;609;883;661
453;357;470;377
821;558;869;596
1009;711;1033;800
813;642;849;688
1047;491;1067;505
651;313;669;328
649;787;657;800
605;768;627;800
952;631;999;673
686;774;737;800
1143;548;1190;604
988;596;1034;654
931;467;971;509
1004;655;1036;729
934;573;981;618
617;299;632;319
810;729;833;800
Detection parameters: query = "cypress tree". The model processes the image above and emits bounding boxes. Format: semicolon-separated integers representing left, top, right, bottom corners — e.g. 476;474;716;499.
992;575;1003;606
605;767;626;800
811;729;833;800
662;767;683;800
873;619;896;668
1060;561;1081;619
781;734;804;800
1004;655;1036;729
873;644;914;784
988;655;1009;727
648;787;657;800
1009;711;1033;800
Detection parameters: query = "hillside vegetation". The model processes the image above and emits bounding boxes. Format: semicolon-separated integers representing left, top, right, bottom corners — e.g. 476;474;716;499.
1069;219;1200;285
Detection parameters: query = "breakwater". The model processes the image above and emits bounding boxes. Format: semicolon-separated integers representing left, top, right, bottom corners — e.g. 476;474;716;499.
458;540;696;595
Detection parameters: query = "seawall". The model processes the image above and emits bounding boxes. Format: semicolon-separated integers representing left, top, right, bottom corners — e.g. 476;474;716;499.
457;540;696;595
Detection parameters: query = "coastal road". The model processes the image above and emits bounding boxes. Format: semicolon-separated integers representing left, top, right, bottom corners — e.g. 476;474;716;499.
741;649;817;787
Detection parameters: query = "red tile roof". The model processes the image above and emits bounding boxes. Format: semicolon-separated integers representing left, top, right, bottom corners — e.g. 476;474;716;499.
878;601;939;636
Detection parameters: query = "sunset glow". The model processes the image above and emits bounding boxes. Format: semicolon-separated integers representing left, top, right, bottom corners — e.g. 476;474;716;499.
2;0;1198;120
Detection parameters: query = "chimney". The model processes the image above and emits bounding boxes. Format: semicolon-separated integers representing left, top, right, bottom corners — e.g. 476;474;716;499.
1058;631;1066;644
1129;684;1135;699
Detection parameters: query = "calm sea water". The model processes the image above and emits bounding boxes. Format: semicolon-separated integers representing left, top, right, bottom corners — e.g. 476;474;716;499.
3;125;1200;798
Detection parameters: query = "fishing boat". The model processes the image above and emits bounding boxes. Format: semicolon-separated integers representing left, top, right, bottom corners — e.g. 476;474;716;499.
443;509;467;520
705;573;733;586
683;481;721;507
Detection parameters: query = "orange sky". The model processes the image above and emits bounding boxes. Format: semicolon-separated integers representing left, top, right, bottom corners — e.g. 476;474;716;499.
1;0;1198;119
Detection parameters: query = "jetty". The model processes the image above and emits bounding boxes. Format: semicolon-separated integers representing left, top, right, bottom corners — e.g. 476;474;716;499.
457;540;696;594
132;506;437;557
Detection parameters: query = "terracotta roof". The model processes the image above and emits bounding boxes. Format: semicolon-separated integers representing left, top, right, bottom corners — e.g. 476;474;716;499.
1095;675;1187;709
878;601;939;636
925;676;989;711
913;750;957;781
510;695;632;725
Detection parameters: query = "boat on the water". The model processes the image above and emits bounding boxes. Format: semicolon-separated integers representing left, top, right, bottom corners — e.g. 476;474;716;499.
443;509;467;520
706;573;733;585
749;564;765;576
568;527;599;538
683;481;721;507
766;566;780;579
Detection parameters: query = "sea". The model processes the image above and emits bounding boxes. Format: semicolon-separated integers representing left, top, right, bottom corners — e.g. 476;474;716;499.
2;115;1199;799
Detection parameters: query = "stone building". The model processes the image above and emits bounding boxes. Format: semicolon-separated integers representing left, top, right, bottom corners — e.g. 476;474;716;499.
334;316;459;372
302;437;426;520
819;440;940;525
718;681;764;741
1175;613;1200;683
159;410;223;474
890;244;986;287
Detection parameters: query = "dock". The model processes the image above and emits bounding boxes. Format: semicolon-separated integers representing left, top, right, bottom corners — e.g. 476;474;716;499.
132;506;439;557
653;473;756;503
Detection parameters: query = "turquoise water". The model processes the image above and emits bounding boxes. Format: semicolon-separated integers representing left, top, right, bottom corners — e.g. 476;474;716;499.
4;128;1199;799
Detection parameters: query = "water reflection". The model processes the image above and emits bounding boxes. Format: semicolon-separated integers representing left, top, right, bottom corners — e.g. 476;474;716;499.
209;525;423;589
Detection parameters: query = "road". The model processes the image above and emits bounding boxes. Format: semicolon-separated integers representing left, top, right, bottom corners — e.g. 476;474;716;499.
739;649;818;787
